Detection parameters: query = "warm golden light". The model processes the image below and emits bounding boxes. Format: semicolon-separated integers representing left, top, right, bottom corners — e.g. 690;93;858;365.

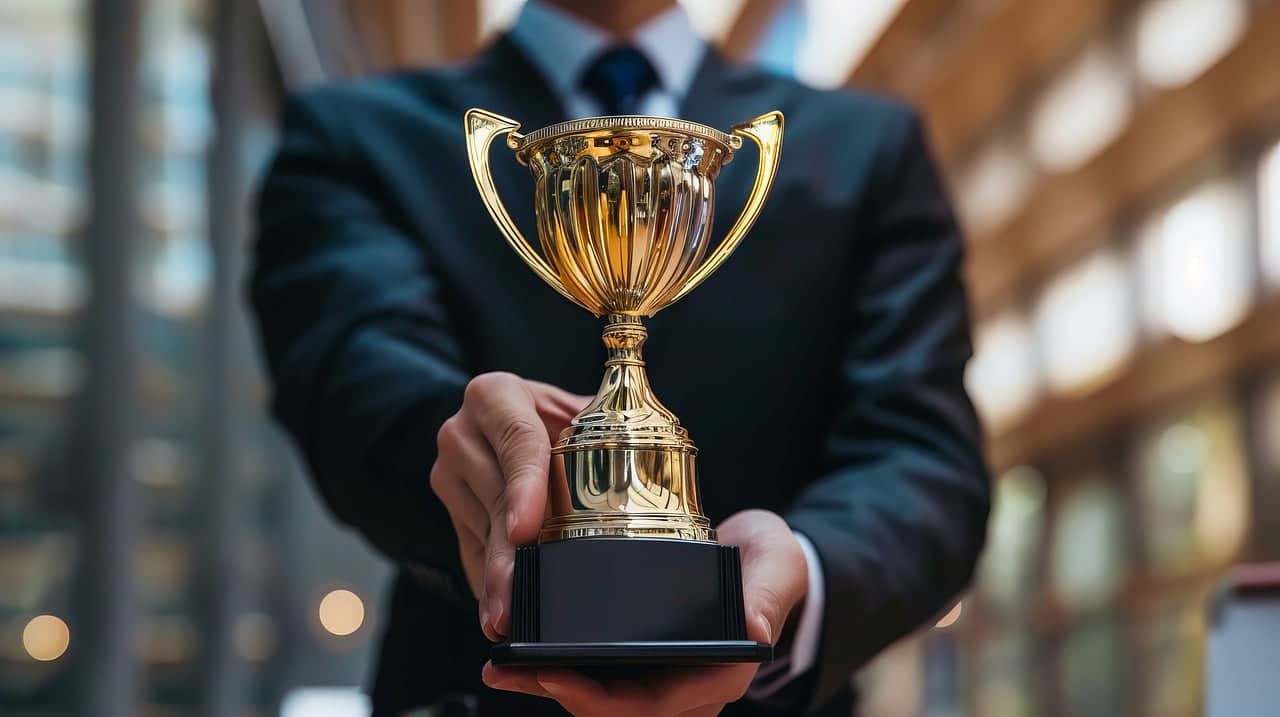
317;589;364;636
934;602;963;629
23;614;70;661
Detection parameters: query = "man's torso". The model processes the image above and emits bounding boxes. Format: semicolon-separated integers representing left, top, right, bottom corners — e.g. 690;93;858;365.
296;38;911;715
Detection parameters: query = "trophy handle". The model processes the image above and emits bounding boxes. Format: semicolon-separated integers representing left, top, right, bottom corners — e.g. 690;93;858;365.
669;111;784;305
463;108;584;308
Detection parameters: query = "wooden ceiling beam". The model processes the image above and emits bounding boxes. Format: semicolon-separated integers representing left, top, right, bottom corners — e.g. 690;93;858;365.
988;293;1280;473
966;2;1280;318
844;0;1116;165
908;0;1117;165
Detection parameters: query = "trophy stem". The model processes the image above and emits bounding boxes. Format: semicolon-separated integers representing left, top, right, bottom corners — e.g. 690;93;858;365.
539;313;713;542
602;313;648;367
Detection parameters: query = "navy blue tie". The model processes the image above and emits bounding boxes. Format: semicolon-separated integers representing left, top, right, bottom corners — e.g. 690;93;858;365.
580;46;659;116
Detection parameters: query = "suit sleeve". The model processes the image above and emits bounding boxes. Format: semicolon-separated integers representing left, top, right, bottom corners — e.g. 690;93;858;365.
249;92;470;595
784;108;992;705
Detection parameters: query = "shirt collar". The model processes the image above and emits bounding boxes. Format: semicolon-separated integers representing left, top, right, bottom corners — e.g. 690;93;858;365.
509;1;706;108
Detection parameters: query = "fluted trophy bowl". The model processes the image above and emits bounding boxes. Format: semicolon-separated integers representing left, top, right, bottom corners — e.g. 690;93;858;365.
521;117;737;316
465;110;783;543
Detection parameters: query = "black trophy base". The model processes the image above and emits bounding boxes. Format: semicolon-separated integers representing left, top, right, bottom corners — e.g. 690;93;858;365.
492;538;771;667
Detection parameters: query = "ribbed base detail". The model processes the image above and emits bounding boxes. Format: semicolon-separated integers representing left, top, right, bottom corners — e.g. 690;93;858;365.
719;545;747;641
511;546;540;642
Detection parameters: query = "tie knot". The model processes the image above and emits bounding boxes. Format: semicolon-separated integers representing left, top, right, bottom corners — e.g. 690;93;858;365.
580;46;659;116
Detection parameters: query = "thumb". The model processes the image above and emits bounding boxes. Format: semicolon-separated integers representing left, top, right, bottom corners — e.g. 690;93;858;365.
718;510;808;645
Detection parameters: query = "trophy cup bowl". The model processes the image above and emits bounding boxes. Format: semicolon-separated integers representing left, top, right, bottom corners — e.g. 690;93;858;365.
465;108;783;666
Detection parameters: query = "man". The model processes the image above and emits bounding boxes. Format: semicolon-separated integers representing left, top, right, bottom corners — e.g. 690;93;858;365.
250;0;991;715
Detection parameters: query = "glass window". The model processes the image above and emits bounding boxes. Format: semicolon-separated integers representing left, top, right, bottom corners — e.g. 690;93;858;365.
977;466;1047;612
0;0;86;697
958;134;1036;235
1260;140;1280;287
1136;395;1249;575
1252;374;1280;555
857;638;926;716
974;633;1041;717
1135;178;1252;343
967;312;1041;428
1133;0;1246;90
1139;591;1208;717
1052;478;1128;611
1029;43;1133;173
677;0;749;42
793;0;908;88
479;0;529;40
1034;248;1136;394
1061;615;1129;716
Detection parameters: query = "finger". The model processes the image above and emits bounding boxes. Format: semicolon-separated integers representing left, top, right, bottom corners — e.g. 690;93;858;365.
432;469;487;599
536;666;754;717
437;414;505;510
430;462;490;546
648;664;756;714
467;373;550;546
481;662;552;699
456;525;485;599
720;511;807;645
535;669;617;716
433;417;502;612
444;433;511;627
482;511;515;639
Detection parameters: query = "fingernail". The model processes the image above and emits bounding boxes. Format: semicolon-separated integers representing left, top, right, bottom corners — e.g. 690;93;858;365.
491;600;505;635
480;604;490;632
506;511;518;536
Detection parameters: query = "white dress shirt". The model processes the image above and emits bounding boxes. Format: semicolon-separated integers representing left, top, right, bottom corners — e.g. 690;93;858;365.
509;1;825;699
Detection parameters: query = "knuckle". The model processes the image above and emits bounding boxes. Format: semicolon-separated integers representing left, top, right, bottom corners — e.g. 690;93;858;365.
428;464;446;496
436;415;464;454
465;371;519;405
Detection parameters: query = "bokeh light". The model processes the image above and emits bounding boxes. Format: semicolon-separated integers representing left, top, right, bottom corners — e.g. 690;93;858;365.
22;614;70;662
317;589;365;637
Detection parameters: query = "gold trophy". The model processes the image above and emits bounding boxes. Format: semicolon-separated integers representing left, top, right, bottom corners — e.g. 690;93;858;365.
464;108;783;666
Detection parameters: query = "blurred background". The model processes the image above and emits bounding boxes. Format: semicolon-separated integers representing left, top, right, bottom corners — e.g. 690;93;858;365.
1;0;1278;715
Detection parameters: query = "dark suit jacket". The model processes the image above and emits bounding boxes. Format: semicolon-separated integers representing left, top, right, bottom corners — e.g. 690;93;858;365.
250;36;991;717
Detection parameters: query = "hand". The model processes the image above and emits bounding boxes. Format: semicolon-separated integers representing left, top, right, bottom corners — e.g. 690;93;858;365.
430;372;590;640
482;510;809;716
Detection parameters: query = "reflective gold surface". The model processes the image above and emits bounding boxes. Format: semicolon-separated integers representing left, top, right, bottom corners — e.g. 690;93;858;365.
464;109;784;543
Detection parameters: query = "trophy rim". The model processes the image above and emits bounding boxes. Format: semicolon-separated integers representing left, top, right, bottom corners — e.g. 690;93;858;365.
513;114;741;155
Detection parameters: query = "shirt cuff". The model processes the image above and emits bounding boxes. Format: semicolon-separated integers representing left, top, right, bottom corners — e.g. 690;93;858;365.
747;531;824;700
